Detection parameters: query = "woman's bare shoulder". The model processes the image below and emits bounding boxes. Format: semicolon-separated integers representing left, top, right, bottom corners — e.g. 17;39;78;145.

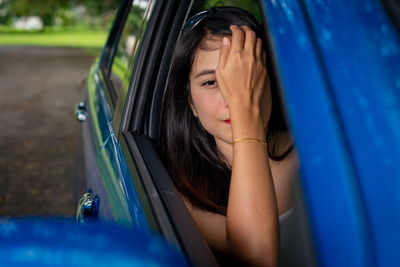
181;196;229;254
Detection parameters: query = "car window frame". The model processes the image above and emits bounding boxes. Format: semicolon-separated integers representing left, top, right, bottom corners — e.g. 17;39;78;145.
99;0;133;111
105;0;400;265
382;0;400;34
99;0;154;121
112;0;315;265
117;0;308;266
120;0;316;265
110;0;219;265
111;0;157;136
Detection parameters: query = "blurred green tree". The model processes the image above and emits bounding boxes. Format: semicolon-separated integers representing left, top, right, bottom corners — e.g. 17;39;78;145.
72;0;121;29
0;0;13;24
0;0;122;28
4;0;69;26
76;0;121;17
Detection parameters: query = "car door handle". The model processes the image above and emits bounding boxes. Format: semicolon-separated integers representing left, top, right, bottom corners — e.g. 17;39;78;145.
76;192;99;223
75;101;88;122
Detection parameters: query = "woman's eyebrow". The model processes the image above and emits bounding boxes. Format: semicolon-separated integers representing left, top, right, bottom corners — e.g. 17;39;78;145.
195;69;215;79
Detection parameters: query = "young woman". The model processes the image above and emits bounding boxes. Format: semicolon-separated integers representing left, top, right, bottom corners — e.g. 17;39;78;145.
162;6;298;266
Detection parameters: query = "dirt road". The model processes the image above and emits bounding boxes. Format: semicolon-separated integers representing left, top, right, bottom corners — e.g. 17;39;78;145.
0;46;95;217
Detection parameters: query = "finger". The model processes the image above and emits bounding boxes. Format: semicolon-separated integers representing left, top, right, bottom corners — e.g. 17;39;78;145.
255;37;263;60
218;36;231;69
262;49;267;68
230;25;245;52
241;26;257;55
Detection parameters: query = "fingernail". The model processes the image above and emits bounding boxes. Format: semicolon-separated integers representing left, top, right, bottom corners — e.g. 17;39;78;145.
223;37;229;45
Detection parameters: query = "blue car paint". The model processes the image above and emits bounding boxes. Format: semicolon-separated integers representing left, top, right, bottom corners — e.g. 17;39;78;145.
264;0;400;266
85;65;149;232
303;1;400;266
81;0;400;265
0;219;187;267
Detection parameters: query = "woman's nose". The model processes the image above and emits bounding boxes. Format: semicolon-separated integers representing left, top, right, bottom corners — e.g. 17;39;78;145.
218;89;229;107
223;97;228;107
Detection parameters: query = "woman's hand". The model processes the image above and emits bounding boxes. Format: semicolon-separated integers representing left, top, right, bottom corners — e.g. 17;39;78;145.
216;25;271;135
213;25;279;266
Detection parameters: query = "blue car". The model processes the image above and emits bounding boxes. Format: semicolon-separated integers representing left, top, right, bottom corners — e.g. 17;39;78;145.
74;0;400;266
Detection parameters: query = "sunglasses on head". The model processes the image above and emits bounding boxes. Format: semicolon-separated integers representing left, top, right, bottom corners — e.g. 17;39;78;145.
181;10;209;34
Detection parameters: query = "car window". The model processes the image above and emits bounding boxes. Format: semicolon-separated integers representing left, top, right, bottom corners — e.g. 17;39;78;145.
116;1;220;264
153;0;305;264
109;0;155;105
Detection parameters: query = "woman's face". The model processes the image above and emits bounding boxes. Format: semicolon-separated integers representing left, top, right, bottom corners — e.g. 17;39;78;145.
189;37;233;152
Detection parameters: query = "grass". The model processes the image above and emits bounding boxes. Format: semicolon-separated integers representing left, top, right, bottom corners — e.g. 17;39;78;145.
0;26;108;56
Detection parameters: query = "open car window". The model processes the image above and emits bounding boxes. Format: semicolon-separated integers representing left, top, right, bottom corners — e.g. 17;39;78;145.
119;0;311;266
115;0;219;265
83;0;400;265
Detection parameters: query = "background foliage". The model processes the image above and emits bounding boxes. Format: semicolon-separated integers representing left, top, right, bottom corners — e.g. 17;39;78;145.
0;0;122;29
0;0;126;53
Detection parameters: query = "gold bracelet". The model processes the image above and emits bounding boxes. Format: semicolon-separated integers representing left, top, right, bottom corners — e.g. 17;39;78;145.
232;138;267;146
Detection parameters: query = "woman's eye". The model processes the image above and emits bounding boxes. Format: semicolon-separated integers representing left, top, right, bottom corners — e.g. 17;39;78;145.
202;80;217;88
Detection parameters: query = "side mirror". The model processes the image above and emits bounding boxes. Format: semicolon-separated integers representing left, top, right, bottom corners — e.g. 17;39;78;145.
76;192;99;223
75;101;88;122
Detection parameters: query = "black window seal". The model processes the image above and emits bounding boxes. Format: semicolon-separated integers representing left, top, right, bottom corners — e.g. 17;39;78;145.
124;133;218;267
145;0;191;141
114;0;218;265
381;0;400;35
100;0;131;73
119;133;173;238
99;0;133;109
116;0;164;136
118;0;166;136
112;1;159;135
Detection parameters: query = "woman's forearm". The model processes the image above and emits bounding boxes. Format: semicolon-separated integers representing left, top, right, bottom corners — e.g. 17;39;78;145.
226;109;279;266
215;25;279;266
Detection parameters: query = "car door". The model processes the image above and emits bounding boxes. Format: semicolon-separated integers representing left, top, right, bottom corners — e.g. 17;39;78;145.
83;0;311;266
118;1;310;266
81;0;400;266
81;0;156;231
262;0;400;266
80;0;218;266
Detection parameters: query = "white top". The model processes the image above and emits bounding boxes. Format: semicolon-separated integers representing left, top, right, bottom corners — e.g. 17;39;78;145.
279;206;295;224
279;206;298;267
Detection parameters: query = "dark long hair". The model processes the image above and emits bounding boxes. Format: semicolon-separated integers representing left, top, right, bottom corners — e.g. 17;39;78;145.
162;6;291;215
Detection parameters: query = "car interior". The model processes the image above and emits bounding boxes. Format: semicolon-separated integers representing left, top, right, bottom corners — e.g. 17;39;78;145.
97;0;316;265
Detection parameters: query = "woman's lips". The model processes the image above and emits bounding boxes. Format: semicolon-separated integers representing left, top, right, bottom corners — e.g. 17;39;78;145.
224;119;231;124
